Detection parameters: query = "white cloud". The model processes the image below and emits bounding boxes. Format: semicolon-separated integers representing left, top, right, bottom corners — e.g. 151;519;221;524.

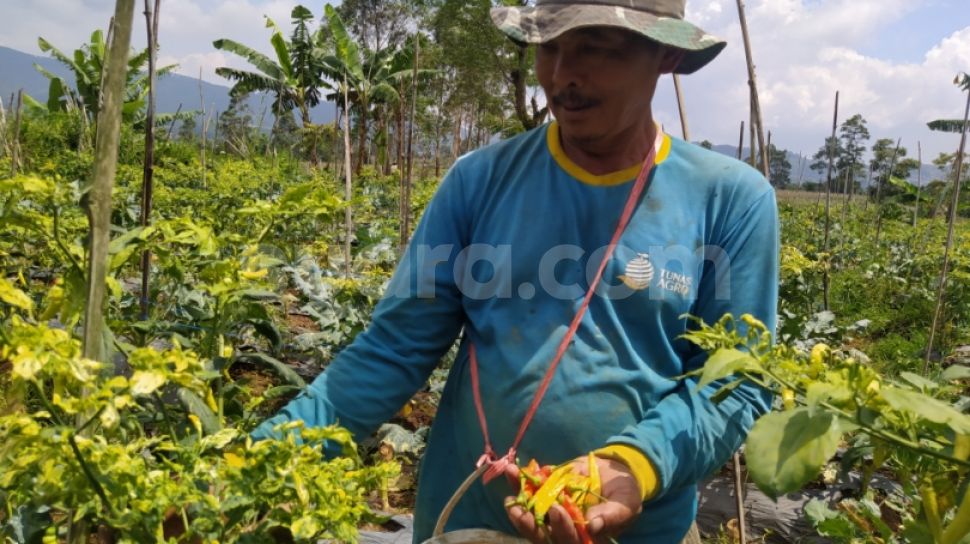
1;0;966;162
662;0;969;163
0;0;333;84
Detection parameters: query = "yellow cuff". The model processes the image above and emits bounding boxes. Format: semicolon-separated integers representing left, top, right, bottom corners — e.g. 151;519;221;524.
594;444;659;501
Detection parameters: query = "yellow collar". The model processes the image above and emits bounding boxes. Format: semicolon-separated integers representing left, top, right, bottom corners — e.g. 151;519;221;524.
546;121;671;186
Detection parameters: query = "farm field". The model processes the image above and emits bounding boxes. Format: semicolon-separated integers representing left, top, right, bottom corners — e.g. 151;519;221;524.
2;1;970;543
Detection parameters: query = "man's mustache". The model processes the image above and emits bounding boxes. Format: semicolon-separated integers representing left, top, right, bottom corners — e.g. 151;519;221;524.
552;89;598;109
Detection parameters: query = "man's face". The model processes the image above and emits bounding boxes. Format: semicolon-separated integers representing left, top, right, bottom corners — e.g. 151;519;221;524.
535;27;670;146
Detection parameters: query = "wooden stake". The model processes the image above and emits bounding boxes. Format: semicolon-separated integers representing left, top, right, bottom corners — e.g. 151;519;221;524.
736;0;770;179
343;74;353;279
0;95;8;160
874;139;902;246
822;91;839;312
673;74;690;141
749;94;756;168
925;85;970;374
914;141;922;227
83;0;136;363
11;90;23;176
401;34;420;252
737;121;745;161
139;0;160;322
199;67;209;189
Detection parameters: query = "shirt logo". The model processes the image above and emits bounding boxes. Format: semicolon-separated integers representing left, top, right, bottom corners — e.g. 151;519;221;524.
618;253;654;291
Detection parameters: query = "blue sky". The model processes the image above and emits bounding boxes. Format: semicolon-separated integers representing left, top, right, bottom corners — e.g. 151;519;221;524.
0;0;967;165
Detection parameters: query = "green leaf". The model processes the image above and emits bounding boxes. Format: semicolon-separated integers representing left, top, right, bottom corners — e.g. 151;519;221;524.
0;278;33;311
805;381;853;409
696;348;761;389
804;498;857;539
177;388;222;434
234;353;305;388
745;408;845;499
710;379;744;404
881;386;970;434
899;371;939;391
291;515;320;540
943;365;970;382
199;428;240;451
130;370;166;396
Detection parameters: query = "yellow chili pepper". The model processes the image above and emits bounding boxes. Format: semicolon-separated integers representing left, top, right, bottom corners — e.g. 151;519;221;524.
529;465;574;523
586;452;601;507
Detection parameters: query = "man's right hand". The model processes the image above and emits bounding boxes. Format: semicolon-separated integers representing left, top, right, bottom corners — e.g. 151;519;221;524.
503;455;643;543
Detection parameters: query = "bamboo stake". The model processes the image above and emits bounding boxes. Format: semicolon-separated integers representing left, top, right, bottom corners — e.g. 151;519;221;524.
822;91;839;312
673;74;690;141
0;95;8;160
737;121;745;160
736;0;769;178
401;34;420;253
11;90;23;176
198;69;207;189
863;163;874;211
733;453;748;544
165;103;182;140
139;0;160;322
343;74;353;279
924;85;970;374
749;94;756;168
82;0;135;364
874;139;902;246
914;141;922;227
765;130;772;182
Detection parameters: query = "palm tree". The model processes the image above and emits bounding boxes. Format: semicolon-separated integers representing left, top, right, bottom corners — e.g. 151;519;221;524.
213;5;327;130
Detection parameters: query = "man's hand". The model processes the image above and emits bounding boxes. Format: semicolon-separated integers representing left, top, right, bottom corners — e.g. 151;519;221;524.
504;455;643;543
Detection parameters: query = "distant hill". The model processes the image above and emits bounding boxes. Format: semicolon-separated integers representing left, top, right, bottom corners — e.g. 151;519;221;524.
708;144;945;188
0;45;335;126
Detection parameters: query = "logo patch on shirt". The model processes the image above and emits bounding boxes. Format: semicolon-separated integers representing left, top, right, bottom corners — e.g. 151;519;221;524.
618;253;654;290
618;252;695;297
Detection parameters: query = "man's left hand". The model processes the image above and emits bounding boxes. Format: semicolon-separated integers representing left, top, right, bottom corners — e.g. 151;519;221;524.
504;454;643;543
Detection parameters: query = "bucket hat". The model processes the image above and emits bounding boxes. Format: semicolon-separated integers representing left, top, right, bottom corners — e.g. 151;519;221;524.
490;0;726;74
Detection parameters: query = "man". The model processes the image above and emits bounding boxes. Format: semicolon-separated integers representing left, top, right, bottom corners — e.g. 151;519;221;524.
253;1;778;542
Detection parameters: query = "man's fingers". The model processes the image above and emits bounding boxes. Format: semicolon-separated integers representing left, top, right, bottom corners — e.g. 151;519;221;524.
503;462;521;490
585;501;639;538
547;504;580;544
506;502;546;544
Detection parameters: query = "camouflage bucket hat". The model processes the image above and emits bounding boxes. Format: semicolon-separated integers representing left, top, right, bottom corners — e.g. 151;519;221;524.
490;0;726;75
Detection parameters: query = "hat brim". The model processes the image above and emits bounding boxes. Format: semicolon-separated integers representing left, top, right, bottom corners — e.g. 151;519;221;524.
490;4;726;75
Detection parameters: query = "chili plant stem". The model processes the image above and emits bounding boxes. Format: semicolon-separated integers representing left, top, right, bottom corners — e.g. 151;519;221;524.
743;371;970;469
31;382;115;516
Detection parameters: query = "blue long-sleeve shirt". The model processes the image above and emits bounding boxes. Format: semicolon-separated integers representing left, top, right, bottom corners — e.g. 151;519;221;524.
253;122;779;543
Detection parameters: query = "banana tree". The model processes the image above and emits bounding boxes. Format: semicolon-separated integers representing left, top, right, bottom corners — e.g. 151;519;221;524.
213;5;326;131
29;29;174;122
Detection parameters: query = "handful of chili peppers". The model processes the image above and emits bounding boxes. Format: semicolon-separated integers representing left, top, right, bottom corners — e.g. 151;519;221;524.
509;453;602;544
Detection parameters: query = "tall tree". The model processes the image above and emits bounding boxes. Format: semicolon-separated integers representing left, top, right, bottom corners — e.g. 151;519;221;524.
337;0;414;52
433;0;546;135
837;114;870;193
763;144;791;187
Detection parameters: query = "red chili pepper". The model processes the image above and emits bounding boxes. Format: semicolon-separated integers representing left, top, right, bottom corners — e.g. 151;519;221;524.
561;495;593;544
